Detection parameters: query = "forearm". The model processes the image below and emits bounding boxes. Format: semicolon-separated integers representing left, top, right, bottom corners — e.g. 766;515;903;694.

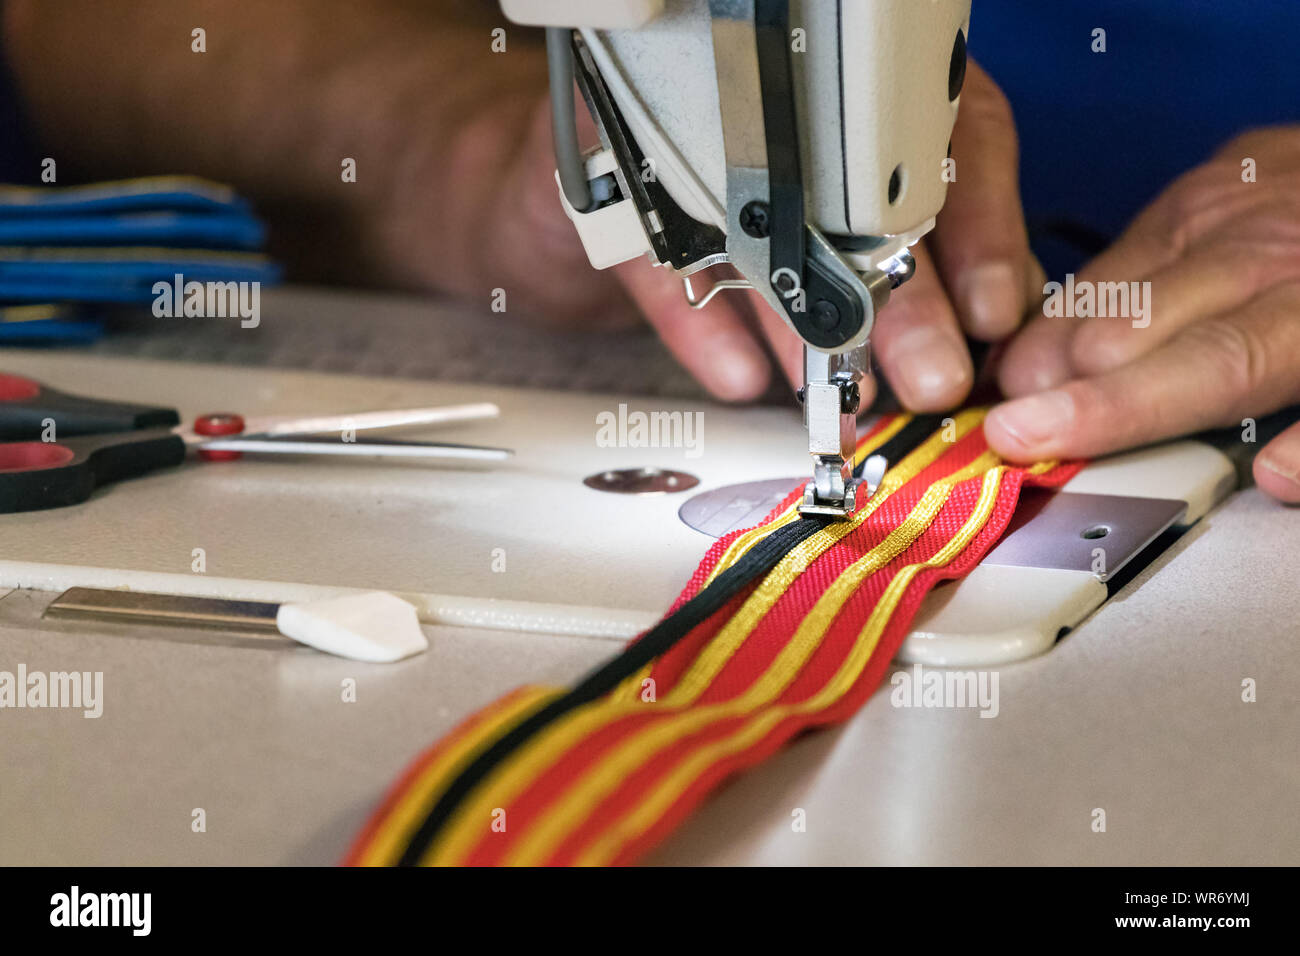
2;0;548;289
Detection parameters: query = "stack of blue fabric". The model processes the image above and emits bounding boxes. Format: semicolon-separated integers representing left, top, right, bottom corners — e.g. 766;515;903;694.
0;175;280;344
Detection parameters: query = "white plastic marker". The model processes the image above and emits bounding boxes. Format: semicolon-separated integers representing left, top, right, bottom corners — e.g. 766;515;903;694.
276;592;428;663
43;586;428;664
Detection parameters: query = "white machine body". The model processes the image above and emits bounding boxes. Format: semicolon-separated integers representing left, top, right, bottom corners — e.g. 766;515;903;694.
519;0;968;265
507;0;972;518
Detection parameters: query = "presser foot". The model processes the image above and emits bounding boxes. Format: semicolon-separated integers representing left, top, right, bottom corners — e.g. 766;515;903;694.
797;454;888;519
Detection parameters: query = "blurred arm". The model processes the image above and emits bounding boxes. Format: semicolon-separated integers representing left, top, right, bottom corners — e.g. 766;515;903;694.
2;0;548;290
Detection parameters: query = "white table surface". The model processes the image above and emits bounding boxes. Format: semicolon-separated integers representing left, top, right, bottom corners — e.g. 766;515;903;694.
1;290;1295;866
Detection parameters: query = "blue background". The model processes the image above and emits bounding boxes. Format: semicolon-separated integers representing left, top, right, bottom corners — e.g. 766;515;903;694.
970;0;1300;274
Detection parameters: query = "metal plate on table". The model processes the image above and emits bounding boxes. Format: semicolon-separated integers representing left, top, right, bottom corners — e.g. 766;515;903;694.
681;482;1187;583
44;587;282;632
583;467;700;495
678;477;802;537
982;490;1187;582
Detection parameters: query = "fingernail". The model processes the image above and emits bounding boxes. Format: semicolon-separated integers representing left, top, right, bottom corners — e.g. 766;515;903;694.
988;389;1076;450
1258;454;1300;488
893;331;972;409
959;262;1021;339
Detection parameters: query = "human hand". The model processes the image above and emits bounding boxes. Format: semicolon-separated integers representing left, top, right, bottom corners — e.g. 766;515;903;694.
445;56;1039;406
985;126;1300;503
3;6;1037;408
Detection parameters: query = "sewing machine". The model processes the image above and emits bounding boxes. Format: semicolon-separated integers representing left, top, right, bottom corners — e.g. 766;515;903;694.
1;2;1294;867
504;0;970;516
493;1;1262;668
2;323;1295;865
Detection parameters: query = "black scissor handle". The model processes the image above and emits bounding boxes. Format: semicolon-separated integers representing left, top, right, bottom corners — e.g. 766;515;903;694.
0;429;186;513
0;372;180;441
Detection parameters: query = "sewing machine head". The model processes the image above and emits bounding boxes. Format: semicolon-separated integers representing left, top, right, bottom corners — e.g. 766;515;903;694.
502;0;972;516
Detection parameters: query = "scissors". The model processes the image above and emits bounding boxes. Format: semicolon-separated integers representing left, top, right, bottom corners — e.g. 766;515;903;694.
0;372;512;513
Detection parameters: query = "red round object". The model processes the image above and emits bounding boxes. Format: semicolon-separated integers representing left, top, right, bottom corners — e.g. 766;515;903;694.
194;412;246;461
0;374;41;401
0;441;75;472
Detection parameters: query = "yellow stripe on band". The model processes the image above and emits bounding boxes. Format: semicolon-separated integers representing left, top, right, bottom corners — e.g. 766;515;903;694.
573;466;1009;865
699;504;802;589
610;420;927;706
353;686;560;865
421;412;984;865
502;450;999;865
664;409;985;706
854;413;912;468
700;414;913;587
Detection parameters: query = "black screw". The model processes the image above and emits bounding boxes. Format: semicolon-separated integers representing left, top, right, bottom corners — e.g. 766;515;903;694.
739;201;771;238
841;382;861;415
812;298;841;331
949;29;968;102
888;165;904;206
795;386;805;404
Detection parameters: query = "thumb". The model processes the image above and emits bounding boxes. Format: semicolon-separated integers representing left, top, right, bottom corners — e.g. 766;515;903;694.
1254;419;1300;503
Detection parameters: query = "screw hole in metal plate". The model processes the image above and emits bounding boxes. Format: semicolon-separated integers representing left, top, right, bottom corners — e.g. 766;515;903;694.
583;467;700;496
1080;524;1111;540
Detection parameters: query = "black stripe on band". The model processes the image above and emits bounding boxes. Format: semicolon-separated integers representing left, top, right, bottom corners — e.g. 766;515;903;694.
872;413;947;467
399;410;953;863
856;413;946;478
396;515;830;865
